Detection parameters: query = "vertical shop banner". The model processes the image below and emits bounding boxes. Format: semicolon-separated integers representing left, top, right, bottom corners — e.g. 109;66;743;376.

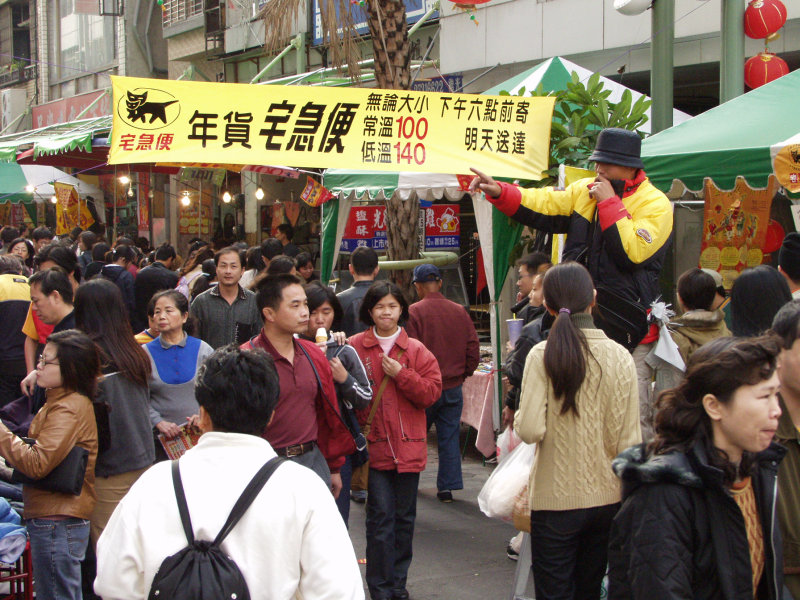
137;192;150;231
340;206;387;252
423;205;460;249
699;176;778;289
138;172;150;231
109;76;555;180
53;182;94;235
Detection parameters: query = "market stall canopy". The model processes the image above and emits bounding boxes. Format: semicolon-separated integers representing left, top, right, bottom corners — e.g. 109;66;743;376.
0;115;112;162
642;68;800;193
0;163;105;204
482;56;691;134
323;169;467;201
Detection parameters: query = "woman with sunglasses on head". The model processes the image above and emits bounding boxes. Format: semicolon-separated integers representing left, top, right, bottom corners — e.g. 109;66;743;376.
0;329;101;600
609;334;785;599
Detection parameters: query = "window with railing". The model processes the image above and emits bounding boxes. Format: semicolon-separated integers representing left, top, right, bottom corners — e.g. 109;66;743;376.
162;0;203;28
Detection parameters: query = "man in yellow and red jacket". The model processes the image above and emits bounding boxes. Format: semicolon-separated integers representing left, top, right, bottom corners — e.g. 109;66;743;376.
471;128;673;437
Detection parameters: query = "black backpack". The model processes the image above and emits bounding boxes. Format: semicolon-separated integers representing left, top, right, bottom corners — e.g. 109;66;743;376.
148;457;284;600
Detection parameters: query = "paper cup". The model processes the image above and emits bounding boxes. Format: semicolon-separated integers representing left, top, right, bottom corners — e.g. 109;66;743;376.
507;319;523;345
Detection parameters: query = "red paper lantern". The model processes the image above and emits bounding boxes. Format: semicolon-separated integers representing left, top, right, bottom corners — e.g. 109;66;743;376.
744;0;787;39
744;52;789;89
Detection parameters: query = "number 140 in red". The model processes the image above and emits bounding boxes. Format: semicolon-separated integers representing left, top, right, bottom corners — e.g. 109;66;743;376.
394;142;426;165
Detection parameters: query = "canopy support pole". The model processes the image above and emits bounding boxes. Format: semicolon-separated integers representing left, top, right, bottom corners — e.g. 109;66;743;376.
651;0;674;134
720;0;745;102
250;33;305;84
0;108;28;136
408;1;438;37
74;89;110;120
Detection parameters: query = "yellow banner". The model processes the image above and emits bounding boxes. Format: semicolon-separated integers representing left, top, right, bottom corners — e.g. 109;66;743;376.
53;182;94;235
109;76;555;180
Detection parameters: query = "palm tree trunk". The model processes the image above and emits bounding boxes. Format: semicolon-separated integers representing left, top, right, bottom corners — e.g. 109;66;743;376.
366;0;411;90
384;193;419;302
366;1;416;298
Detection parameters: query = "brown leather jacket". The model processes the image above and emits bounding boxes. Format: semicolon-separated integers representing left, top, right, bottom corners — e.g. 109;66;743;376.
0;387;97;519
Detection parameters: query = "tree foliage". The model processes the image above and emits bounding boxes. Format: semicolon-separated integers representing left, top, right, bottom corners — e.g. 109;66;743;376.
502;71;651;187
502;71;652;263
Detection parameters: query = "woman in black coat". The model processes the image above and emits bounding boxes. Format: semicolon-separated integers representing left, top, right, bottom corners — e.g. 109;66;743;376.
609;335;785;600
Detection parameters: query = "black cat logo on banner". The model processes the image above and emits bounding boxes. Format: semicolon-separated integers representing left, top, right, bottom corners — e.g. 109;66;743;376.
117;88;181;130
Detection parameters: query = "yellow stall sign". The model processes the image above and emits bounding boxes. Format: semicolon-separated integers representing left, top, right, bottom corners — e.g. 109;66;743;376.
109;76;555;180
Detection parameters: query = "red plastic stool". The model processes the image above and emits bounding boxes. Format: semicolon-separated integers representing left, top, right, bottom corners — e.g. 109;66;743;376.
0;540;33;600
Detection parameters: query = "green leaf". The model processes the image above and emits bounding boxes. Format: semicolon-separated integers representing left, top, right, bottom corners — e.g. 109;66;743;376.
587;72;602;96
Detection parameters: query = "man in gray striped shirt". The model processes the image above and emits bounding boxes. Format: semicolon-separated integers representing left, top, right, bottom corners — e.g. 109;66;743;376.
190;247;261;349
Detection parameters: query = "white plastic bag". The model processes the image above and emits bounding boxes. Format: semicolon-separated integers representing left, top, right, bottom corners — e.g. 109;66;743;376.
478;440;536;520
495;426;522;463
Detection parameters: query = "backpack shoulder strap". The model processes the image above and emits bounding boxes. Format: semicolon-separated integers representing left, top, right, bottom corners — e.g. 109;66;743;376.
170;460;195;545
212;456;285;547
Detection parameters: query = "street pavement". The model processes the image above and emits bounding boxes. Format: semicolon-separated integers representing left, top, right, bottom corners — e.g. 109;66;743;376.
348;430;535;600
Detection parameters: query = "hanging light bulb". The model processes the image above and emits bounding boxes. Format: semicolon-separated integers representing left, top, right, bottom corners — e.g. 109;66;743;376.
119;175;130;185
254;187;265;200
25;184;34;193
127;187;135;198
222;190;232;203
180;191;191;207
148;189;154;200
50;195;58;204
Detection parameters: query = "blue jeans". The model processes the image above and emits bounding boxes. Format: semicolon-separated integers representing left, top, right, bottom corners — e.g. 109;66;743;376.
425;385;464;492
530;503;619;600
335;454;353;527
27;517;90;600
366;469;420;600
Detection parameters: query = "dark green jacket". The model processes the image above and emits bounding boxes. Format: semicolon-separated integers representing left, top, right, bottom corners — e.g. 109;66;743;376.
776;395;800;574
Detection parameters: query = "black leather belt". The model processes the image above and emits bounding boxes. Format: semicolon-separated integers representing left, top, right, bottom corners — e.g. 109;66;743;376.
273;441;316;458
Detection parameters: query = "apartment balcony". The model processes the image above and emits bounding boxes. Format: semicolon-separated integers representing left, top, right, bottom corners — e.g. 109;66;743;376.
0;64;35;89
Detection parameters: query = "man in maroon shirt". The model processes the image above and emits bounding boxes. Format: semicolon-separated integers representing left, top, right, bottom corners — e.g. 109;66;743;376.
243;273;355;499
406;264;480;502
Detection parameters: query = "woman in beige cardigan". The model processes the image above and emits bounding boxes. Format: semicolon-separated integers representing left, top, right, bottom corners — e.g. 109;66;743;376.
514;262;641;600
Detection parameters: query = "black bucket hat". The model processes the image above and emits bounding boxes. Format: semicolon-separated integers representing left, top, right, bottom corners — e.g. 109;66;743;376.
588;128;645;169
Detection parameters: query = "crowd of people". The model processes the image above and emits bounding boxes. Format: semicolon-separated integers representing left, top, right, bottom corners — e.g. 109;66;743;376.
0;126;798;600
0;220;469;600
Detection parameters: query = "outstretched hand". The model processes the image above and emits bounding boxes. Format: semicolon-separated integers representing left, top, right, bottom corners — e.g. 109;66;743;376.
469;168;502;198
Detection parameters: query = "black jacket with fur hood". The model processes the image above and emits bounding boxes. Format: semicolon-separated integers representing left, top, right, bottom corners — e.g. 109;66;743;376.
608;441;785;600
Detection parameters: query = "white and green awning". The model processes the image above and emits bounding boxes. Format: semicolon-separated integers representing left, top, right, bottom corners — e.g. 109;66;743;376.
323;169;467;202
0;164;105;204
0;115;111;162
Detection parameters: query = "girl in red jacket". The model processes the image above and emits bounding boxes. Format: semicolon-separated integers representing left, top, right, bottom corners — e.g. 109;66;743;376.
349;281;441;600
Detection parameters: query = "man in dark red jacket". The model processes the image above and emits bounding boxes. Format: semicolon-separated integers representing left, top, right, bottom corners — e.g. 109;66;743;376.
406;264;480;502
243;273;355;499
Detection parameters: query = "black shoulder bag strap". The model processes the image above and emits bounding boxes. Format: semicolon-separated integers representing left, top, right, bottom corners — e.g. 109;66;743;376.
297;342;324;393
170;456;285;547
